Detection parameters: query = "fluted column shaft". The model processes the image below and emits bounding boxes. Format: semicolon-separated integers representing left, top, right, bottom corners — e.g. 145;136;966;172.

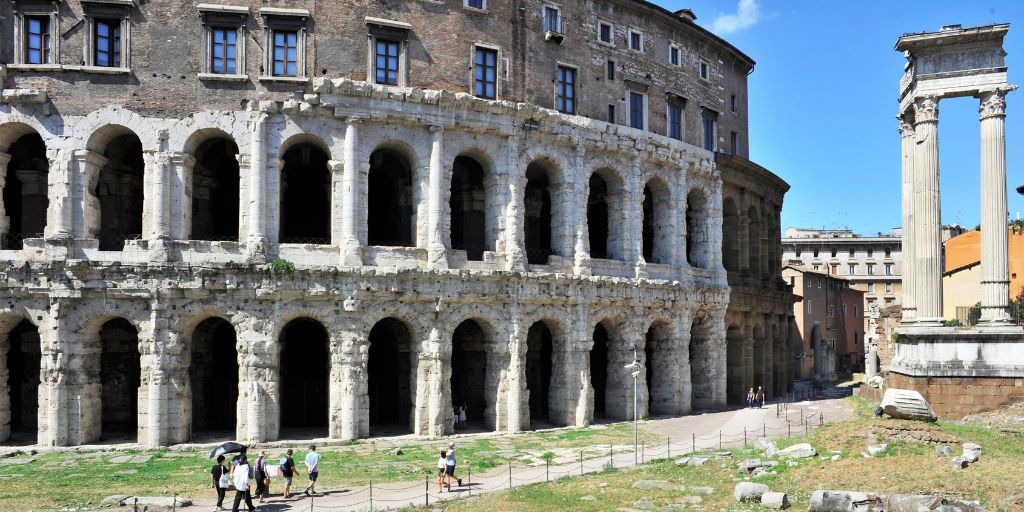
912;97;943;324
427;125;447;268
899;117;917;323
979;89;1013;323
248;112;268;245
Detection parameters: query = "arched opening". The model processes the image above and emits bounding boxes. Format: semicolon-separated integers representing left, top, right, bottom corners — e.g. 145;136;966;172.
645;322;673;416
368;317;413;434
722;198;740;272
99;318;140;440
725;324;744;406
525;321;554;427
590;323;608;419
280;143;330;244
524;163;553;264
752;328;765;400
642;180;671;264
3;133;48;249
450;320;488;429
97;133;144;251
191;138;240;241
587;173;609;259
189;317;238;437
747;206;761;274
450;156;486;261
279;318;329;437
689;316;714;410
686;189;710;269
368;148;414;247
4;320;40;443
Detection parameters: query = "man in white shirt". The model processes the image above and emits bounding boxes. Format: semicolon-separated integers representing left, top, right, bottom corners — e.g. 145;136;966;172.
231;455;256;512
303;444;322;496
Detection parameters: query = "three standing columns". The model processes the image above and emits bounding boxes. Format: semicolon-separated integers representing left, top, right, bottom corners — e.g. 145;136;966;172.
911;96;943;325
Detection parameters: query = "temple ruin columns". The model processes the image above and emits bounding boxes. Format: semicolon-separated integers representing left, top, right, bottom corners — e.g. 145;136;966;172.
331;329;365;440
978;88;1015;324
899;116;917;323
0;153;9;241
912;96;943;325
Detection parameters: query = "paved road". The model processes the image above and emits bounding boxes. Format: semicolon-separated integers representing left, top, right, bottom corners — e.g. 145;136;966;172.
174;396;854;511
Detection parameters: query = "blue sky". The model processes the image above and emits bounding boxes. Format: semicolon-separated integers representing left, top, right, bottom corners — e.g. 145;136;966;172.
654;0;1023;235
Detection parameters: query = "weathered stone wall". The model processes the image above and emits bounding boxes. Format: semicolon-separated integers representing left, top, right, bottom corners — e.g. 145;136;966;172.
886;372;1024;420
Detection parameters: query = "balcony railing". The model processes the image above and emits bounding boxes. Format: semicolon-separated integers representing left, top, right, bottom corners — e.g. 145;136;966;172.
544;14;565;43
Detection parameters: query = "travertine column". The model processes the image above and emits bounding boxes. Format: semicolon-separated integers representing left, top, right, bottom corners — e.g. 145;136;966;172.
168;152;195;241
503;133;527;271
978;88;1014;324
572;142;591;275
506;306;524;431
898;116;917;323
912;96;943;324
426;125;447;268
45;149;73;239
247;112;269;257
70;149;108;239
340;117;362;266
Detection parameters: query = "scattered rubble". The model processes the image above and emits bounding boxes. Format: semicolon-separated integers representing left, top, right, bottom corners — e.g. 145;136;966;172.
777;443;817;459
880;389;938;422
734;482;770;502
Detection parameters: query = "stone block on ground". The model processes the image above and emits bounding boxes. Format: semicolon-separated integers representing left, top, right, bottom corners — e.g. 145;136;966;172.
880;388;938;422
808;490;883;512
867;444;888;456
761;491;790;509
123;496;192;509
734;482;770;502
951;456;968;469
631;480;685;492
686;456;709;466
101;495;131;505
754;437;773;450
686;486;714;494
715;451;732;459
633;496;655;510
935;444;952;458
777;443;817;459
109;455;133;464
129;455;152;464
962;442;981;463
738;458;764;472
0;458;35;466
674;457;690;465
881;494;985;512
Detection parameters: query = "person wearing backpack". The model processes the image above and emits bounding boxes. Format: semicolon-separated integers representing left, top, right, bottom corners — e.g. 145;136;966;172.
280;449;297;498
211;455;229;511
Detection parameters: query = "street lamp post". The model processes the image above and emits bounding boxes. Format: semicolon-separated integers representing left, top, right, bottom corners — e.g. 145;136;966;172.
626;344;641;466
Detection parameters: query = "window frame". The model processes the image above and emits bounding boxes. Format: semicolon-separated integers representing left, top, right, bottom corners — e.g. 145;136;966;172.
666;97;684;141
606;59;615;80
701;108;717;151
730;94;737;112
542;4;562;34
607;104;616;124
464;0;487;11
628;29;643;52
365;18;411;87
81;0;132;70
597;20;614;45
555;63;577;115
12;1;60;66
730;131;738;155
472;44;500;100
628;90;647;130
260;8;309;81
668;43;680;66
198;4;248;79
698;58;710;81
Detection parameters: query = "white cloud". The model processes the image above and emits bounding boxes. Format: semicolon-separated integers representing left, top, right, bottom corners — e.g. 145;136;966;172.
710;0;762;34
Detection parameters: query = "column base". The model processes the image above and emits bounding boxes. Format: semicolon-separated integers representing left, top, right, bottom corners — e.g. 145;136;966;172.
339;239;362;267
245;237;268;264
427;243;448;270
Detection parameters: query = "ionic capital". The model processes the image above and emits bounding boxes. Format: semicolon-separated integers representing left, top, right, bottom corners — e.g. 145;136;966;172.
978;87;1015;120
913;96;939;124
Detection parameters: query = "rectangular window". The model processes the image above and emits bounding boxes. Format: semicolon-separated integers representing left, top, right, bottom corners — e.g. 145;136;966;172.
606;60;615;80
94;19;122;67
828;305;834;318
374;39;400;85
867;249;874;257
629;91;644;129
544;6;561;33
272;30;298;76
806;299;813;314
629;30;642;51
210;27;237;74
25;16;51;64
848;264;856;275
465;0;485;9
556;65;575;114
884;263;892;276
598;21;613;44
867;282;875;292
474;47;497;99
702;112;716;151
730;131;738;155
867;264;875;276
668;104;683;140
699;59;709;80
842;304;847;317
730;94;737;112
607;104;615;124
669;45;679;66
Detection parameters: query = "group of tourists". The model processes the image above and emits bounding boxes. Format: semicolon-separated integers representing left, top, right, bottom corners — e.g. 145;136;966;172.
435;441;464;492
210;445;322;512
745;385;766;408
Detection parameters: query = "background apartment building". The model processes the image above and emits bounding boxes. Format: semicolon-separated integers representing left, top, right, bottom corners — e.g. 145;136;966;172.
781;265;865;380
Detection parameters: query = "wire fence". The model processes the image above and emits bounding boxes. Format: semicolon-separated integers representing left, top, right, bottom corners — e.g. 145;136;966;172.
198;407;829;511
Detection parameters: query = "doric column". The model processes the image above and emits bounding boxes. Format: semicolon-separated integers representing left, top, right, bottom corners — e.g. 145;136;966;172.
340;117;362;266
426;125;448;269
572;142;591;275
503;134;527;271
44;149;73;239
738;216;751;273
505;306;524;432
331;330;364;440
70;149;108;239
168;152;196;241
898;115;917;323
247;111;269;258
978;88;1015;324
236;319;275;443
912;96;943;324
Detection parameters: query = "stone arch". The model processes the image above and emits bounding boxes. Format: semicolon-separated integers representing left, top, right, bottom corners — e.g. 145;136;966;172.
590;320;611;419
689;313;715;410
686;186;712;269
589;316;634;421
187;316;238;438
368;144;416;247
0;120;55;153
277;317;330;437
279;135;331;244
449;317;497;431
586;167;626;260
449;154;489;260
95;317;141;441
0;316;41;444
722;197;740;272
2;127;49;249
523;316;568;428
89;125;145;250
367;316;416;434
77;107;157;153
641;175;672;264
644;319;675;416
188;131;240;241
726;323;745;405
747;204;761;274
523;158;563;264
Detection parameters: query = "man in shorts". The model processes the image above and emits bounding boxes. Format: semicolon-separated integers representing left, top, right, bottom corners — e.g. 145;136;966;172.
445;442;462;487
303;445;321;496
280;449;296;498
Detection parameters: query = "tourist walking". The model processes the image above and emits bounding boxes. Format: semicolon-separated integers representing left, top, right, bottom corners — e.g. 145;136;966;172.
458;404;467;429
303;445;321;496
436;450;448;492
253;451;268;503
746;387;755;408
756;385;765;408
211;455;229;511
231;455;256;512
280;449;297;499
445;441;462;487
231;447;248;472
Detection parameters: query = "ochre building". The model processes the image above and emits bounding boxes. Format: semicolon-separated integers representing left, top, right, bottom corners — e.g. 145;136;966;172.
0;0;793;447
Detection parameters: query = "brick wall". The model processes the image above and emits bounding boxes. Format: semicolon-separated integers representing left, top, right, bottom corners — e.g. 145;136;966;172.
887;372;1024;420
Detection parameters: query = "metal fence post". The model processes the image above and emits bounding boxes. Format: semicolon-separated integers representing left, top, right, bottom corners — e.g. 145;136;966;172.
788;421;791;437
580;449;584;475
508;460;513;489
369;480;374;511
546;459;550;483
667;437;671;458
805;421;809;436
641;442;644;464
719;430;722;450
311;491;315;512
425;477;429;507
763;424;766;438
609;444;613;467
692;432;696;454
744;427;747;447
469;466;473;496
